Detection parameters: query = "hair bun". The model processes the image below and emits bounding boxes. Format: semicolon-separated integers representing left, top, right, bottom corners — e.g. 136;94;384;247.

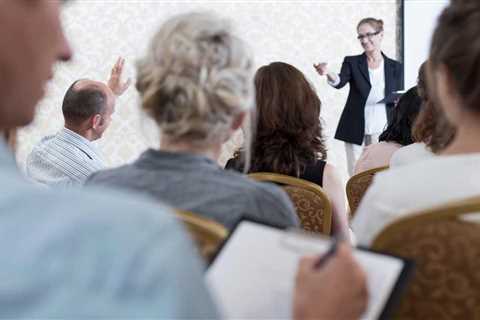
136;12;254;148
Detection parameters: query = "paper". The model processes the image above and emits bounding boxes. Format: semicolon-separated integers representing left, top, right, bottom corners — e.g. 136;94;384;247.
206;221;405;320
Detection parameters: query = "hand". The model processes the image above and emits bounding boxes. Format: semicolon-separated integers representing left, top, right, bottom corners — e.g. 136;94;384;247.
293;243;368;320
107;57;131;96
313;62;329;76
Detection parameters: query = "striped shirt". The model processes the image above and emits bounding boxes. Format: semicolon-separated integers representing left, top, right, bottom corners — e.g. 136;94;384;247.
26;127;105;187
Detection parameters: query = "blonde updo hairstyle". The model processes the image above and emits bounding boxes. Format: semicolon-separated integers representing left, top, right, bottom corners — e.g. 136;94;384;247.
136;12;254;150
357;17;384;33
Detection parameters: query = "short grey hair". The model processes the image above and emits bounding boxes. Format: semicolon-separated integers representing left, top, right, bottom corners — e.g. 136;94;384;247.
136;12;254;151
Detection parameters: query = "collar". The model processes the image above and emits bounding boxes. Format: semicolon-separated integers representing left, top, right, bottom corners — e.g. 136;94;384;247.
58;127;105;163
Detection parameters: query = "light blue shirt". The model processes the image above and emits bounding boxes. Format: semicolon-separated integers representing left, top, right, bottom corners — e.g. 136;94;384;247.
0;141;218;318
26;127;105;187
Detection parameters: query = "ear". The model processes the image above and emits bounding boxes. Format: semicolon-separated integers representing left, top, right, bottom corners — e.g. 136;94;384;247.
91;114;103;130
231;111;247;131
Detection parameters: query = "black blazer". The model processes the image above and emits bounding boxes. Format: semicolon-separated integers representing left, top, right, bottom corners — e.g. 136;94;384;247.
333;52;403;145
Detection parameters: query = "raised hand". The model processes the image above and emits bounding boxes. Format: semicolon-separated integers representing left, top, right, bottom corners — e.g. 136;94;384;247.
313;62;329;76
107;57;131;96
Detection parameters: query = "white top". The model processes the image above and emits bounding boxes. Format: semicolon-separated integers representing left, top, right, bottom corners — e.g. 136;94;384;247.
352;153;480;246
389;142;434;168
365;61;387;135
26;127;105;187
328;60;388;136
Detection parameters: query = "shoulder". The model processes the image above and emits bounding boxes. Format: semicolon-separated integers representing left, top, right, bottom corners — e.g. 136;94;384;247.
223;169;289;201
385;55;402;68
86;163;137;186
1;182;218;317
323;163;340;181
345;54;364;61
390;143;433;167
227;171;295;214
342;55;362;66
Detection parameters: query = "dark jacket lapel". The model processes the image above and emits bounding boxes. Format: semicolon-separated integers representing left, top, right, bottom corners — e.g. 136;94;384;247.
383;52;394;99
358;53;370;85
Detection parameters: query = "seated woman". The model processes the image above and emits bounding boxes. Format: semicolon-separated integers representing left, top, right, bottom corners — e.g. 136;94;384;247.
352;0;480;246
86;13;299;230
226;62;349;238
353;86;422;174
390;62;456;167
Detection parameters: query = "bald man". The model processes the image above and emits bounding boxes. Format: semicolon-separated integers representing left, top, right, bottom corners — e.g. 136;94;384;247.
26;58;130;187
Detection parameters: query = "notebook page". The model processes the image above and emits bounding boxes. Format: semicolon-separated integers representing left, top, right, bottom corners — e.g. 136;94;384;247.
206;221;404;319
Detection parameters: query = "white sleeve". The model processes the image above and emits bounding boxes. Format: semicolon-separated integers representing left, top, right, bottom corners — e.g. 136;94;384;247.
327;74;341;87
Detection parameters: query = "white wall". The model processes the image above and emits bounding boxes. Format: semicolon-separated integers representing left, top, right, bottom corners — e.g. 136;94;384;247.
17;0;400;183
403;0;449;89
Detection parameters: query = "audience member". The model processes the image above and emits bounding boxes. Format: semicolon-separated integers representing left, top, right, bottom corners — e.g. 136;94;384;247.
390;62;456;167
25;58;130;187
86;14;299;231
354;86;422;174
353;0;480;246
226;62;350;238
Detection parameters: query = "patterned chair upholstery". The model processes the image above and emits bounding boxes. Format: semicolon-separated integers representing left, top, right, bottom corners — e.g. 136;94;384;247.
346;166;388;216
248;172;332;235
176;210;228;262
372;196;480;320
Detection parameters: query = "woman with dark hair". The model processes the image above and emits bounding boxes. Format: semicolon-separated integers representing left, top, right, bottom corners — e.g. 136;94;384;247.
226;62;349;238
390;61;456;167
354;86;422;174
353;0;480;246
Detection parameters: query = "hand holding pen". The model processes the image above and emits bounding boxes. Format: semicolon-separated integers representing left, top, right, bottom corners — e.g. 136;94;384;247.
293;241;368;320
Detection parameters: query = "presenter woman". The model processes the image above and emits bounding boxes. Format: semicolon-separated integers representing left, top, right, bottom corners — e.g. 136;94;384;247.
314;18;403;175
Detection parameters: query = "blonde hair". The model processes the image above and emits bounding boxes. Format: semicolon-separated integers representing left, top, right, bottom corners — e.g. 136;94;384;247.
357;17;384;32
136;12;254;150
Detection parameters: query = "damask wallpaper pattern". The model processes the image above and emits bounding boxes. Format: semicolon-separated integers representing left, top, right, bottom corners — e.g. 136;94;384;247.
17;0;400;183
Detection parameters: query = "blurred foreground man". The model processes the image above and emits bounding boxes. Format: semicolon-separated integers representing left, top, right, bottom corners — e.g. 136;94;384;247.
0;1;366;318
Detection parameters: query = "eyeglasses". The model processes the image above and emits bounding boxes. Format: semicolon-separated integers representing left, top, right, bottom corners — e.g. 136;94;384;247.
357;30;381;41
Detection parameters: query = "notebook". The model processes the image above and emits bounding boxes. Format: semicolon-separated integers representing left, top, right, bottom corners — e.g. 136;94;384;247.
206;219;412;320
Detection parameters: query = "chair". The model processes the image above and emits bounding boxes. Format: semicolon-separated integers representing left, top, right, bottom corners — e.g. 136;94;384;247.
248;172;332;235
371;196;480;320
346;166;388;216
175;210;228;262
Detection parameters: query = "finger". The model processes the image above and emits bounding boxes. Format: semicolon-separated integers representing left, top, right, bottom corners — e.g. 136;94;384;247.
122;78;132;90
117;58;124;72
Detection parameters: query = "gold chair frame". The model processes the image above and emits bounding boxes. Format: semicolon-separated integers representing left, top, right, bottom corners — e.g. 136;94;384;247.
175;209;228;261
248;172;332;235
346;165;388;216
373;195;480;246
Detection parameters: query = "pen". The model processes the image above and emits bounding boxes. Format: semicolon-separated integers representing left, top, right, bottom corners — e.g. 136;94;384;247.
313;237;338;269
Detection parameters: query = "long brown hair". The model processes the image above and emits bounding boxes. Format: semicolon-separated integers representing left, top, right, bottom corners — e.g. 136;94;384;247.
249;62;327;177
